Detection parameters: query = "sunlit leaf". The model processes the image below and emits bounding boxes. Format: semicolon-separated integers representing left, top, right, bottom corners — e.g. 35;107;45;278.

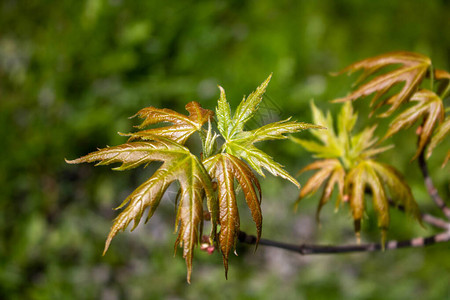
294;102;420;243
382;90;445;159
67;136;215;283
289;137;341;159
434;68;450;96
369;161;420;220
66;75;329;281
295;159;345;221
228;74;272;137
443;151;450;168
124;101;214;144
334;51;431;117
204;153;262;277
216;86;233;139
426;116;450;162
216;75;321;187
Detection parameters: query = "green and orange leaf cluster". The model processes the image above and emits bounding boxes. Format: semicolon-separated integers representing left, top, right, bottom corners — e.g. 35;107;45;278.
292;101;421;245
335;51;450;165
293;51;448;245
66;51;448;282
67;75;319;282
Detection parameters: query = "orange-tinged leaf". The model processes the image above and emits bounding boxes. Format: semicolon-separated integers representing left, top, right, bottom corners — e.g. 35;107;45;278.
297;159;341;200
434;68;450;96
369;161;420;221
345;160;420;243
204;153;262;277
334;51;431;117
173;156;213;283
382;90;445;160
426;116;450;160
346;162;366;240
364;165;389;247
125;101;214;144
67;136;215;283
295;159;345;221
434;69;450;81
316;163;345;222
442;151;450;168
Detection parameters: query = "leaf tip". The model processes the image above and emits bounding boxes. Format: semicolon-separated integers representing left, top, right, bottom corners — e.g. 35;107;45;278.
103;236;113;256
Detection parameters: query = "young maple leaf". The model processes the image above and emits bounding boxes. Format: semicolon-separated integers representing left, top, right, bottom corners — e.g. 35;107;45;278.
291;101;421;244
66;137;216;283
66;76;324;282
216;74;323;187
334;51;431;117
382;89;445;160
203;153;261;277
426;115;450;167
67;100;215;283
123;101;214;144
67;136;217;282
434;68;450;96
202;75;322;275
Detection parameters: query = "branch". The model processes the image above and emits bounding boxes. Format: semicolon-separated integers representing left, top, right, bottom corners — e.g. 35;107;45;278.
421;213;450;230
388;199;449;230
238;230;450;255
418;150;450;219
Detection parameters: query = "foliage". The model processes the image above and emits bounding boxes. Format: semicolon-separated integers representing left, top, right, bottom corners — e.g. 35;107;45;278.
334;51;431;117
291;101;421;245
2;1;450;298
335;51;450;162
67;75;319;282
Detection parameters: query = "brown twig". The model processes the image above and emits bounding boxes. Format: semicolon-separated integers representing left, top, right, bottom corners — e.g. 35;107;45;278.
418;150;450;219
388;199;449;230
237;142;450;255
238;230;450;255
421;214;450;230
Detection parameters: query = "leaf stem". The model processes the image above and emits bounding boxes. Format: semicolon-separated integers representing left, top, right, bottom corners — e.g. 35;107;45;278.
418;150;450;219
440;82;450;100
429;64;434;91
387;198;449;230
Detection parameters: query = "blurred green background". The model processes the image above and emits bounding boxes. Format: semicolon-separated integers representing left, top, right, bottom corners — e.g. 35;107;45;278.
1;0;449;299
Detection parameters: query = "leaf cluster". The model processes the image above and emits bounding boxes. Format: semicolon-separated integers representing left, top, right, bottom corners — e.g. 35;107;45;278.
292;101;421;245
335;51;450;164
67;75;319;282
294;51;449;245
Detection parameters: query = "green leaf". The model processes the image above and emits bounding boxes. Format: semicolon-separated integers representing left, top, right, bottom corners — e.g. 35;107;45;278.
249;118;324;143
293;101;390;167
225;141;299;187
310;101;338;146
289;137;341;158
337;101;357;145
202;119;219;159
216;86;233;139
216;75;321;187
229;74;272;136
294;101;420;243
